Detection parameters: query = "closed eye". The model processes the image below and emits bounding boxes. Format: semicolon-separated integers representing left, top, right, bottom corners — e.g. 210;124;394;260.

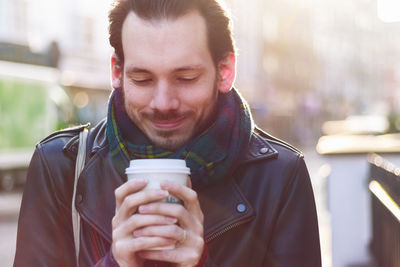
130;78;152;85
177;76;199;82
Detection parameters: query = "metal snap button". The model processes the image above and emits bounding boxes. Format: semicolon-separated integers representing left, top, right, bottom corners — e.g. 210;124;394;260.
260;147;269;154
236;203;246;213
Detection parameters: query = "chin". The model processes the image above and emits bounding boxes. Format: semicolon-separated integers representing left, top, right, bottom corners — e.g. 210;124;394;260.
150;134;191;152
152;140;184;151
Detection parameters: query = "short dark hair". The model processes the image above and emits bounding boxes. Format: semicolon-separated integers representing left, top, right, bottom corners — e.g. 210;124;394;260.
108;0;235;66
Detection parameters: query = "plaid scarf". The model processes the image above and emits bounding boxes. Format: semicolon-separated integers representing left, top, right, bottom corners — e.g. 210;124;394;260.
106;88;253;189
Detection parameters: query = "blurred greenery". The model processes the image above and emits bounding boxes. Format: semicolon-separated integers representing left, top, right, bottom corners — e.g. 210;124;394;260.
387;112;400;133
0;79;48;149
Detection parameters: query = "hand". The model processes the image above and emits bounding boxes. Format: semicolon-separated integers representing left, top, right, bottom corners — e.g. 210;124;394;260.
111;179;178;267
134;178;205;267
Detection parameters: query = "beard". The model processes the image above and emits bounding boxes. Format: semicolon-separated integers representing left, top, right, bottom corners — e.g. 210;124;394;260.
120;84;219;151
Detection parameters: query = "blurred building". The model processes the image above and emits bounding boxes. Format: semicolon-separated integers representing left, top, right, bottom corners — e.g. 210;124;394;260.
227;0;322;145
0;0;112;124
2;0;400;141
312;0;400;118
226;0;400;146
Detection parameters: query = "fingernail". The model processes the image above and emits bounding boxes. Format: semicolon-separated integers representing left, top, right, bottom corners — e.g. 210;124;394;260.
166;217;178;224
156;189;169;197
160;180;171;187
132;178;146;184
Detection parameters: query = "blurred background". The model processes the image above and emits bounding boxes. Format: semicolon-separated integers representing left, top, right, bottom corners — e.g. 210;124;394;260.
1;0;400;266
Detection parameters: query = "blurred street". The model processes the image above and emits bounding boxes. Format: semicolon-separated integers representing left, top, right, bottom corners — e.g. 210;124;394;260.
0;191;22;267
0;146;332;267
303;147;332;267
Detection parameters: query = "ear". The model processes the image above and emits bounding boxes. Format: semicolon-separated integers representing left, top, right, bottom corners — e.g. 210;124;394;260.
217;53;236;94
111;53;122;89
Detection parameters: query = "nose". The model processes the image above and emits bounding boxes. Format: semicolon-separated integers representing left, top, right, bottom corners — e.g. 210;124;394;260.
149;80;179;112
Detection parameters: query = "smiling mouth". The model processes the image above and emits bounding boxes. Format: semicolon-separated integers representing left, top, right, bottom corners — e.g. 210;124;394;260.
150;116;186;130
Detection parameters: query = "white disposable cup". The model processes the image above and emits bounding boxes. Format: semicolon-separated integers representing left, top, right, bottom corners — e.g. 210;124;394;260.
125;159;190;203
125;159;191;250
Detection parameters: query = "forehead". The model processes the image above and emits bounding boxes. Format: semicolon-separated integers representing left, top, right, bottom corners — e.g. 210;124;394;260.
121;10;213;71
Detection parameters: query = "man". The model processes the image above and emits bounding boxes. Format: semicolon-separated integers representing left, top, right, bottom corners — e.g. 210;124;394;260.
14;0;321;266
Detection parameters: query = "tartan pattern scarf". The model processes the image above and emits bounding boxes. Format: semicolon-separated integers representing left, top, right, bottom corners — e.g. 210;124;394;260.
106;88;254;189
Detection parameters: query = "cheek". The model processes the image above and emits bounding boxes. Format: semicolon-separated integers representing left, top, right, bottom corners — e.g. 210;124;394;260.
123;87;151;110
180;92;207;111
191;87;217;107
183;92;217;118
182;80;217;105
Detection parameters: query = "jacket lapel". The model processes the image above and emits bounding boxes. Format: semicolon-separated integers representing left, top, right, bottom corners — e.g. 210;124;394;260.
75;146;123;244
199;179;255;242
200;131;278;241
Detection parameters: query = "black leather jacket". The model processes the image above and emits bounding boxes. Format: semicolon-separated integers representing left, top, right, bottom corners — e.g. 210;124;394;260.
14;120;321;267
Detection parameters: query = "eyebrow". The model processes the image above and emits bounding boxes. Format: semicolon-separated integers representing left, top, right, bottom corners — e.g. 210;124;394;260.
125;67;151;75
174;65;204;72
125;65;205;75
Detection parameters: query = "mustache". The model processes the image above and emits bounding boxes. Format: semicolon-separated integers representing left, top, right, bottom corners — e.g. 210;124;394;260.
142;110;192;121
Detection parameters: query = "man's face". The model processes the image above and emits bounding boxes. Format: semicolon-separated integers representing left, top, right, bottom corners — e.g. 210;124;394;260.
115;10;228;151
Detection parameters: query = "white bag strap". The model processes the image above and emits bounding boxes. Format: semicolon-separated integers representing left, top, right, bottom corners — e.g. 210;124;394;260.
72;127;89;266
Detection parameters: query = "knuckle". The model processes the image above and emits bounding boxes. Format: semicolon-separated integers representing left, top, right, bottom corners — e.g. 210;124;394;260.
125;195;137;207
193;226;204;241
112;230;117;241
114;240;125;254
114;187;122;200
111;216;118;228
191;235;201;247
199;212;204;224
128;214;140;227
195;220;204;234
186;250;199;265
187;190;198;202
128;239;140;252
176;205;186;217
196;236;205;248
111;226;123;243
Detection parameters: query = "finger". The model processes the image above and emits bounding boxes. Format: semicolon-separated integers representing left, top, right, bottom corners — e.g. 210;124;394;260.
113;189;169;227
114;236;176;254
160;181;203;222
114;214;178;239
138;247;202;266
133;224;183;241
138;202;201;232
115;179;147;210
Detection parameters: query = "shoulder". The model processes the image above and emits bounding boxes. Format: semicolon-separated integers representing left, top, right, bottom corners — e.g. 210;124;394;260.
39;123;90;146
35;123;90;161
26;124;90;206
237;128;311;203
254;127;304;158
241;127;304;166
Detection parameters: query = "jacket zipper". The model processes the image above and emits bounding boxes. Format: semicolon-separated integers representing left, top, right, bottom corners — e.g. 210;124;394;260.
205;215;255;243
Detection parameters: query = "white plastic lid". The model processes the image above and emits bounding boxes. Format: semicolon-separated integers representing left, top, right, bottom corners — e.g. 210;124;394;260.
125;159;191;174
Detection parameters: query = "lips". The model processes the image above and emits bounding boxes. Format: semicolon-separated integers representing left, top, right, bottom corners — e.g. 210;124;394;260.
150;116;186;130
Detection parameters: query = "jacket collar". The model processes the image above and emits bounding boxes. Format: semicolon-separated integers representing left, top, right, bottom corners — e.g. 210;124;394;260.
63;119;107;159
239;128;278;164
64;120;279;244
